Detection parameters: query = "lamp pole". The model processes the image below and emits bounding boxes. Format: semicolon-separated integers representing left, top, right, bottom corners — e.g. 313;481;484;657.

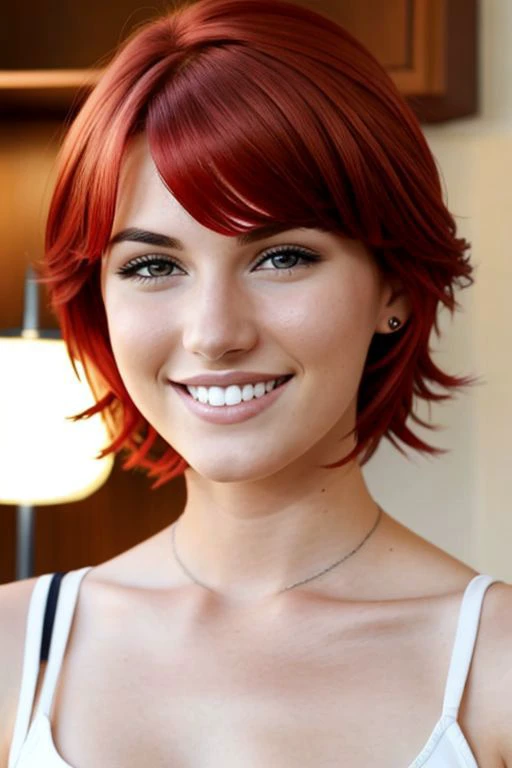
16;505;34;580
16;266;39;580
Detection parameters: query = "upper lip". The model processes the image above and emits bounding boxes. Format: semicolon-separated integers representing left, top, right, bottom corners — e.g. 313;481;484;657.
171;371;293;387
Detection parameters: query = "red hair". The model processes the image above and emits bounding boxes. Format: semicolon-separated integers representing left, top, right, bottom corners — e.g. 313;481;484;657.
42;0;476;488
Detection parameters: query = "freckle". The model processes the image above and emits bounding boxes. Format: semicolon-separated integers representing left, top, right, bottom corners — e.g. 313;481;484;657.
321;488;326;493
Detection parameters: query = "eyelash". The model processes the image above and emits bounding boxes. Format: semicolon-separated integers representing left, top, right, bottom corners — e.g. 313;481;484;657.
115;245;321;284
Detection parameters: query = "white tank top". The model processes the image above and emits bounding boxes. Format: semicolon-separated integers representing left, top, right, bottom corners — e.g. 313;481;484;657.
7;567;501;768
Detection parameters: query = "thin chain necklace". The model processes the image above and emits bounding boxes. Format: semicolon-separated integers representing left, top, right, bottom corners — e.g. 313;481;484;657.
170;505;383;596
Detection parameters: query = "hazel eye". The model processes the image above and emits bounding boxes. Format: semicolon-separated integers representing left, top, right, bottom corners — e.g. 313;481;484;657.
253;246;320;272
116;256;181;283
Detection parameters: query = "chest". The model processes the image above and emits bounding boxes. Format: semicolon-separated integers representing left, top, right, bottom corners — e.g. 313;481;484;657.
30;594;494;767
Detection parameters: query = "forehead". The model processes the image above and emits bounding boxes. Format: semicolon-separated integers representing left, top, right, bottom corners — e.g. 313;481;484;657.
114;136;183;223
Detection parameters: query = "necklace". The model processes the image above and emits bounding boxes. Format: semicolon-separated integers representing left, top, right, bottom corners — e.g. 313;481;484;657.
170;505;383;596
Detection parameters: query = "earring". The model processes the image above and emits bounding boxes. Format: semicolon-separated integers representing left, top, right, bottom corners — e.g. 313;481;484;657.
388;316;401;331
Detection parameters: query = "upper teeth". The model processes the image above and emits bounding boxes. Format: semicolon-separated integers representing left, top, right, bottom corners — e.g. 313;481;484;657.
186;378;286;407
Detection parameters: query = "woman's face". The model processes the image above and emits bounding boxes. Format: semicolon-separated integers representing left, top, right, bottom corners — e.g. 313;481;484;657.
101;136;397;483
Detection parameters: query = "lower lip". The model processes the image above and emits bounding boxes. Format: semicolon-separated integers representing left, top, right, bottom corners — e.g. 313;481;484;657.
168;378;293;425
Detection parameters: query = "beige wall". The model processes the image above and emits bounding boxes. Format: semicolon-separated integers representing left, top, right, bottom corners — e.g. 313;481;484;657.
364;0;512;581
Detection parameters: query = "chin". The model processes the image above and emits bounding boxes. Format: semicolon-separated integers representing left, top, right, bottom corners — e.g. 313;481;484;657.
182;449;292;484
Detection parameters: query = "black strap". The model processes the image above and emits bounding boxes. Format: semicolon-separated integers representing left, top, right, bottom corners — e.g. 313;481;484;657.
40;572;67;662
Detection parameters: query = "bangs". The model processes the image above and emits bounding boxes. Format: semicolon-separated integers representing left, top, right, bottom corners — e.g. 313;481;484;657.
145;44;359;239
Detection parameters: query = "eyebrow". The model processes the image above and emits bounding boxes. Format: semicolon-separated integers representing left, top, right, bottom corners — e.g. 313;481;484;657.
107;223;322;250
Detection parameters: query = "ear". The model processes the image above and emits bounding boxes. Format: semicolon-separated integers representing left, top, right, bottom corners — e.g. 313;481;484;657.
374;277;411;335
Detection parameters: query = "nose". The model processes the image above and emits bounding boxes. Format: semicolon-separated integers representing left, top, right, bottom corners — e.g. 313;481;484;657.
181;276;258;361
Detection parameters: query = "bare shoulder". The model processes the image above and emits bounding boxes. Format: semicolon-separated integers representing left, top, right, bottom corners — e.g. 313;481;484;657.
474;579;512;767
0;576;39;766
373;511;479;597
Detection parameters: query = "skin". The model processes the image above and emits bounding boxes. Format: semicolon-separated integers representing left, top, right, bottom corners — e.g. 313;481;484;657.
100;133;413;604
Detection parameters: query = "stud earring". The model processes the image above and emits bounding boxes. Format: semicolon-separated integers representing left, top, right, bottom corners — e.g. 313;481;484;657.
388;316;401;331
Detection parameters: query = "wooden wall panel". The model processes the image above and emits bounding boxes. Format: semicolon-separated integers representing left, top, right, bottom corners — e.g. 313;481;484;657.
0;122;62;332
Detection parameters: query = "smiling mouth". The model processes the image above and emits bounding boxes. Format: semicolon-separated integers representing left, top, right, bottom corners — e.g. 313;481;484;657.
168;373;294;423
174;375;293;391
174;375;294;404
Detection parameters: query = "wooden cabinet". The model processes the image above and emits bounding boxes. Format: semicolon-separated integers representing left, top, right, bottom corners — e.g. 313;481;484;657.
1;0;478;122
302;0;478;121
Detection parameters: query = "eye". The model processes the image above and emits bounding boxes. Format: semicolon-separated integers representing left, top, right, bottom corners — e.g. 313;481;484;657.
115;245;321;284
115;255;182;283
253;245;320;273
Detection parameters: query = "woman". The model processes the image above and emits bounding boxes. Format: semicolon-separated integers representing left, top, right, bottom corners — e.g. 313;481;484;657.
2;0;511;766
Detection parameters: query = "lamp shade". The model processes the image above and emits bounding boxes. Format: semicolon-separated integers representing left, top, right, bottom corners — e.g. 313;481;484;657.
0;337;114;505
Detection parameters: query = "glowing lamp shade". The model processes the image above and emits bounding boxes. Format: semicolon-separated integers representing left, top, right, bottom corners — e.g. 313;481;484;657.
0;337;114;505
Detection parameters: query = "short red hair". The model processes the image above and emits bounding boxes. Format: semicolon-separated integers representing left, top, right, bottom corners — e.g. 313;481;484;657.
42;0;476;488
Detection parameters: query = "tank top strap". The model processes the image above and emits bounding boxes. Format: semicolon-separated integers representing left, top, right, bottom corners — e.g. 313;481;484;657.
8;573;54;768
442;573;502;719
35;566;93;718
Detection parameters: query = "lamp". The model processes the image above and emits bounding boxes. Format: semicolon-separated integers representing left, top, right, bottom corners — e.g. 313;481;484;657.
0;266;114;579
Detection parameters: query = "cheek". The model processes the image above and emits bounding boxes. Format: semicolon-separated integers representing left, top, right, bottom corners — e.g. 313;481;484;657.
280;280;377;377
104;292;174;382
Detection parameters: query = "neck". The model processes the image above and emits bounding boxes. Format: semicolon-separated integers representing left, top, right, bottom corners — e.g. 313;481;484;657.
171;462;383;604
